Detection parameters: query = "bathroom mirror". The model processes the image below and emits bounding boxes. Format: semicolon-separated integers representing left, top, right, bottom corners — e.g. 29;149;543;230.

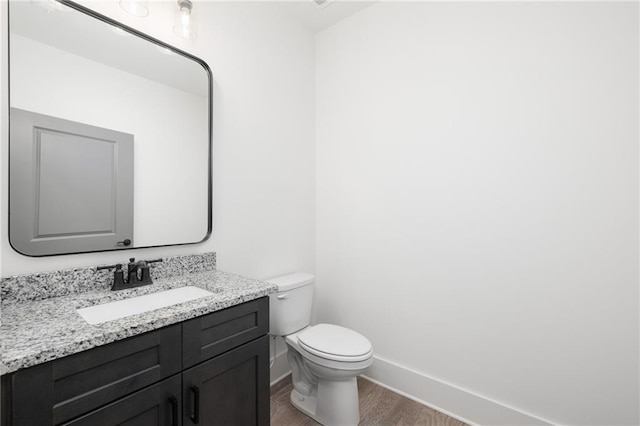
8;0;212;256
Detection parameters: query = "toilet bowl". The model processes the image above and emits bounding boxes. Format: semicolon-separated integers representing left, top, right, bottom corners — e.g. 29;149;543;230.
267;273;373;426
286;324;373;425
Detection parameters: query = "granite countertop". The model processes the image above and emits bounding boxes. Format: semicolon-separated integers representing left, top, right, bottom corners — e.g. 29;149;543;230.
1;267;277;375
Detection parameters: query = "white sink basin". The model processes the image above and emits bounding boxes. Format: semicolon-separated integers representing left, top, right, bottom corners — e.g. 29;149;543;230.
77;286;214;325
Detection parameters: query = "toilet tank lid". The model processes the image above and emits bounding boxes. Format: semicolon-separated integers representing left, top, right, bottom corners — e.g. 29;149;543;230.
265;272;315;291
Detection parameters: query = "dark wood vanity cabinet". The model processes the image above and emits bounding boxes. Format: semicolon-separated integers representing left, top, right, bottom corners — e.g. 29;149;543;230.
183;336;269;426
1;297;270;426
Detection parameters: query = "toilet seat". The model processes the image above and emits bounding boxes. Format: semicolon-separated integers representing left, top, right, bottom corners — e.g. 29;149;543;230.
296;324;373;362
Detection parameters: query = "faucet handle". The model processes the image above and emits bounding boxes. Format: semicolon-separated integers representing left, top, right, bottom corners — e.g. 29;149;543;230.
97;263;123;271
137;259;162;284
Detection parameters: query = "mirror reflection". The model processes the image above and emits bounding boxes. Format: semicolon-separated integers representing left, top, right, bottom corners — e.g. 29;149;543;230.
9;0;212;256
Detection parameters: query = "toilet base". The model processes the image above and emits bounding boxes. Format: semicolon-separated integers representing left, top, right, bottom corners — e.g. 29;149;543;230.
290;376;360;426
290;388;317;419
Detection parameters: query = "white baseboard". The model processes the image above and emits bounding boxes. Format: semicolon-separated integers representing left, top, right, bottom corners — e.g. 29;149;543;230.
270;349;291;386
363;355;555;426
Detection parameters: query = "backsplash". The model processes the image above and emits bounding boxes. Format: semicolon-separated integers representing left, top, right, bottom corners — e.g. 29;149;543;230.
1;252;216;304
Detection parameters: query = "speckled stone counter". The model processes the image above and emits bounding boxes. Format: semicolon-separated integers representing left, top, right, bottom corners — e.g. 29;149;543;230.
0;253;277;375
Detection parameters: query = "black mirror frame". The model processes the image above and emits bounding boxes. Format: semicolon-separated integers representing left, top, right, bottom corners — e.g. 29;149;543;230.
6;0;213;257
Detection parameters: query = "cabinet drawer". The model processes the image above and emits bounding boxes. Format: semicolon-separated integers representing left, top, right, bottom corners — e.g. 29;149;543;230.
62;374;181;426
182;297;268;369
4;324;181;425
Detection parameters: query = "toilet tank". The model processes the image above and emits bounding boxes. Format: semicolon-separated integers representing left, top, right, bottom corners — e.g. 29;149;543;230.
266;272;314;336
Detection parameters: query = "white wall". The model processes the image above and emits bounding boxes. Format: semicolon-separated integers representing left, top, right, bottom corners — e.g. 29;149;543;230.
316;2;639;425
1;1;316;278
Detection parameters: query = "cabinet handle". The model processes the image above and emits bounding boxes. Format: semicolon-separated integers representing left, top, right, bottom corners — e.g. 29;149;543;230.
169;396;179;426
190;385;200;424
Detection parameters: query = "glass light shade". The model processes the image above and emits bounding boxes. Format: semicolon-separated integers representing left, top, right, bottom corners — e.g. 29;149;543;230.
119;0;149;17
173;2;197;40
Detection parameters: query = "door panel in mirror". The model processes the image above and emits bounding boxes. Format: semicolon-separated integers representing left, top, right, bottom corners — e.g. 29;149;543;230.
10;108;135;256
8;0;212;256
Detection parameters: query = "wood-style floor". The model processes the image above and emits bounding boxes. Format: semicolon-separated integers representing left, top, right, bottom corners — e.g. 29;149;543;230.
270;375;468;426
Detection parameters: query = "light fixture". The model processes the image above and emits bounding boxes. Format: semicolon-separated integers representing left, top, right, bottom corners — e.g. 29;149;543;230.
173;0;197;40
119;0;149;17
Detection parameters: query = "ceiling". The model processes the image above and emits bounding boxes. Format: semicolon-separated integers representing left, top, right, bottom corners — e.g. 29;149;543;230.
277;0;376;32
9;0;376;95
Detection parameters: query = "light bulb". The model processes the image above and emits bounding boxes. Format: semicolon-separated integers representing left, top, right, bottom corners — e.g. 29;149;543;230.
173;0;197;40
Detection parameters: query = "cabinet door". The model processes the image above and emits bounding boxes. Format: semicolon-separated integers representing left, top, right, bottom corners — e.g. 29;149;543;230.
182;336;269;426
63;375;181;426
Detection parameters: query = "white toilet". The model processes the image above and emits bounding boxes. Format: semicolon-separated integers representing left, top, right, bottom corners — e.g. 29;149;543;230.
267;272;373;426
